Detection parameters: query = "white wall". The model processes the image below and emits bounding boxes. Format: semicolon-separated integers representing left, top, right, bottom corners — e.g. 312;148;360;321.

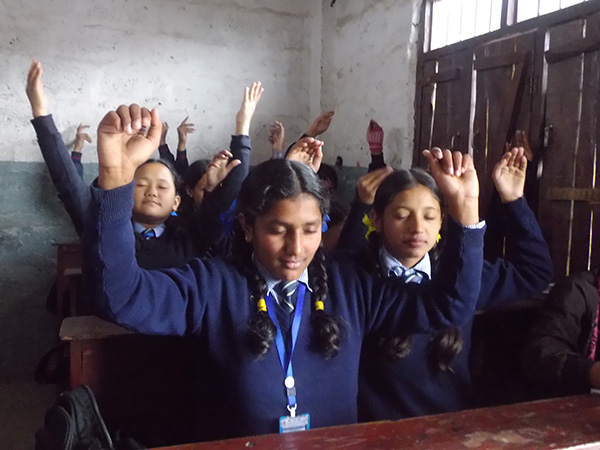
1;0;321;164
320;0;422;168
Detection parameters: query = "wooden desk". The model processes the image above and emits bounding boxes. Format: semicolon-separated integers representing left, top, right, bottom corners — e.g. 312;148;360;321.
151;394;600;449
60;316;198;446
54;242;82;316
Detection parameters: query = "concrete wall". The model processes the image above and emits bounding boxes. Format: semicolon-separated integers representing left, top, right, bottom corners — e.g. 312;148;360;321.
320;0;422;169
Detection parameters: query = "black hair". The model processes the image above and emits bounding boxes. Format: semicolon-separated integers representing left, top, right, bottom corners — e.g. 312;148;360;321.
317;163;338;192
183;159;209;192
137;158;183;195
231;158;341;359
369;168;462;373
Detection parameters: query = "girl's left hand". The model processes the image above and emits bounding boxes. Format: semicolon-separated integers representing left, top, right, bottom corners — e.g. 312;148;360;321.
492;147;526;203
97;104;162;190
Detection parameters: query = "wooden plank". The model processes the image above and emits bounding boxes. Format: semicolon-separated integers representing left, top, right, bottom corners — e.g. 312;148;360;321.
539;19;586;276
474;51;527;71
150;395;600;450
418;67;461;85
430;49;472;153
59;316;133;341
414;59;438;167
547;187;600;202
545;35;600;63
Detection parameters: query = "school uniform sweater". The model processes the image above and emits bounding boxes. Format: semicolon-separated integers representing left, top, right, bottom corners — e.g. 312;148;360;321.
31;114;249;267
83;181;485;441
357;197;553;421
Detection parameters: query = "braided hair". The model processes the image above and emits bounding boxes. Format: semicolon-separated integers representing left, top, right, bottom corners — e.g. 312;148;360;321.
370;168;463;373
231;158;341;359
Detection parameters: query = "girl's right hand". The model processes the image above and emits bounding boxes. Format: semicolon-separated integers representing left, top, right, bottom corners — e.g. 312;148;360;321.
97;104;162;190
423;148;480;226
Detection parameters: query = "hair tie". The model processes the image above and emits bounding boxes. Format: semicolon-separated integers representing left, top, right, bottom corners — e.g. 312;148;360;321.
362;214;376;238
322;214;331;233
257;298;267;312
314;300;324;311
437;233;442;243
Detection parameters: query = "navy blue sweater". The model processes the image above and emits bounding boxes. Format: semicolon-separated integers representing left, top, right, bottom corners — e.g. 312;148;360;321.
83;181;485;440
32;114;248;267
357;197;553;421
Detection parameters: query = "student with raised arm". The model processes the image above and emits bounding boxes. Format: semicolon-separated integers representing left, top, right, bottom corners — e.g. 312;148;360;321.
158;116;194;176
83;102;485;441
347;148;552;421
269;120;285;159
70;124;92;178
284;110;335;157
25;60;255;268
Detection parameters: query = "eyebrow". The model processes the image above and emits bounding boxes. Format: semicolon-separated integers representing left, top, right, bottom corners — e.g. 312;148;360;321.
267;219;322;227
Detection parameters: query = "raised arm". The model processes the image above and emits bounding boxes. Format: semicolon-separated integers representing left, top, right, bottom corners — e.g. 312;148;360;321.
71;124;92;178
478;147;553;309
366;119;386;172
26;60;91;236
364;149;484;334
268;120;285;159
175;116;194;174
84;104;208;335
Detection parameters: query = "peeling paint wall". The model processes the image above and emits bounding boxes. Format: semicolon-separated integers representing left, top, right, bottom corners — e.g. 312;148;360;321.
321;0;422;168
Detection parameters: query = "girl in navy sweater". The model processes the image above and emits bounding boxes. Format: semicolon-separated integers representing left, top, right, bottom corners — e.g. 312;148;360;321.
84;104;485;441
343;147;553;421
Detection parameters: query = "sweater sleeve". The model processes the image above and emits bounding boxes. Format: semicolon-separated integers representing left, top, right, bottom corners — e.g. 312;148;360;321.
363;218;485;334
158;144;175;164
477;197;553;310
190;134;251;252
521;271;598;394
175;149;189;176
71;151;84;178
83;181;208;336
31;115;91;236
335;196;372;252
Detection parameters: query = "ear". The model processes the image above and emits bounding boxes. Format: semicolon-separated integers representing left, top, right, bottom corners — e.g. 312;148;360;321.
172;195;181;211
237;213;253;243
185;186;194;198
370;209;382;231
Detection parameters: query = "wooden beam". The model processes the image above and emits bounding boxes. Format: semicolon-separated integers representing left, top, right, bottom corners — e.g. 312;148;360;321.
546;187;600;203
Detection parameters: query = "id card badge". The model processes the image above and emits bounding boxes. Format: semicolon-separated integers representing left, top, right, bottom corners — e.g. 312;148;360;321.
279;413;310;433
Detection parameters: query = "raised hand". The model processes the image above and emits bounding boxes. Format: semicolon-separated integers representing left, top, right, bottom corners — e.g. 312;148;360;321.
202;150;242;192
26;60;49;118
492;147;526;203
97;104;162;190
286;137;324;172
160;121;169;146
236;81;264;136
356;166;394;205
177;116;195;150
422;148;479;226
515;129;534;160
366;119;384;154
268;121;286;153
73;124;92;152
306;110;334;138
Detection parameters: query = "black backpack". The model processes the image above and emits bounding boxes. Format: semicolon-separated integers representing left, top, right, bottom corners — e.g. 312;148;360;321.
35;385;115;450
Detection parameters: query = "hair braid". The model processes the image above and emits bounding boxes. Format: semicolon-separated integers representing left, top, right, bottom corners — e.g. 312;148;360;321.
309;247;341;359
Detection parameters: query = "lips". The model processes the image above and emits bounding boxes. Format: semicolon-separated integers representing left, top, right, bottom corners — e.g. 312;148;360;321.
280;259;303;270
404;239;426;248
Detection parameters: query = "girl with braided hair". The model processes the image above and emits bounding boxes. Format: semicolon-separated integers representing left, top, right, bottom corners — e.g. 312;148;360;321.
83;103;485;441
338;148;552;422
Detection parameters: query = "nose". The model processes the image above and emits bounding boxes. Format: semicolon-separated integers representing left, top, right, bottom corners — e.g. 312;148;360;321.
409;214;424;233
145;185;158;197
285;230;303;255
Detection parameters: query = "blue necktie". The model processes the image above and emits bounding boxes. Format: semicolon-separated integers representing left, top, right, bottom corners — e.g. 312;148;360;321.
142;228;156;240
390;266;418;283
277;280;299;313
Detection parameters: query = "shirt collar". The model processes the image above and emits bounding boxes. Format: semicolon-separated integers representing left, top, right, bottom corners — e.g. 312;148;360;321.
379;245;431;281
133;221;166;238
253;255;312;297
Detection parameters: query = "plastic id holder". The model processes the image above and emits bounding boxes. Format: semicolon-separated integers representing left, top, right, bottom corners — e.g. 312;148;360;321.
279;413;310;433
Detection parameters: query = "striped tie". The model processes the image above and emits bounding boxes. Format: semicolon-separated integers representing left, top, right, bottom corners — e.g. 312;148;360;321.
278;280;299;313
142;228;156;240
390;266;418;284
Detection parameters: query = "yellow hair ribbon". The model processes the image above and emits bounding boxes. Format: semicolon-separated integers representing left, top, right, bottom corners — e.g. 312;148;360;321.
437;233;441;243
257;298;267;312
314;301;324;311
362;214;376;239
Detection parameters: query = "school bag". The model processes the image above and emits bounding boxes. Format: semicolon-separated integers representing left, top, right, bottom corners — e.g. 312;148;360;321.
35;384;115;450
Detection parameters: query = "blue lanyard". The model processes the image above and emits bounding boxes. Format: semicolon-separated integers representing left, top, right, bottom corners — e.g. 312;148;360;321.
265;283;306;417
